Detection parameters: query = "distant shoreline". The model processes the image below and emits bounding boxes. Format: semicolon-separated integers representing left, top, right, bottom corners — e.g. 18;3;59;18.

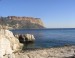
10;28;75;30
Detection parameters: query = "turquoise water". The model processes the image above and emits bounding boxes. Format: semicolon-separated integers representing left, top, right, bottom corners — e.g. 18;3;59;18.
11;28;75;48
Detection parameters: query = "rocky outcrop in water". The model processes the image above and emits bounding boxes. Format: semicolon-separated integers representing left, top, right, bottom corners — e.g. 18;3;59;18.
15;34;35;43
0;16;45;29
24;34;35;42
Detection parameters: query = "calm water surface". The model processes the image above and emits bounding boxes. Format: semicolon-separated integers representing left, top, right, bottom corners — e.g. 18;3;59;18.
11;28;75;49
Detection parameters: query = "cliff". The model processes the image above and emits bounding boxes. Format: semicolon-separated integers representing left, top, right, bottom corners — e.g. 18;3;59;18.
0;16;45;29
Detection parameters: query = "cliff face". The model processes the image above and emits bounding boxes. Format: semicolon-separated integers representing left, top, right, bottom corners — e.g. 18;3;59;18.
0;16;45;29
7;16;44;27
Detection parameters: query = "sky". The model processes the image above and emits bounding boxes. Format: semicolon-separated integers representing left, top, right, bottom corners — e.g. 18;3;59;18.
0;0;75;28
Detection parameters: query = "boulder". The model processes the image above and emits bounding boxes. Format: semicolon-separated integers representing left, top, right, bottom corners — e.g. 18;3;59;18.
0;29;23;58
15;34;35;43
25;34;35;42
2;29;22;51
14;34;20;39
0;35;14;58
19;34;26;43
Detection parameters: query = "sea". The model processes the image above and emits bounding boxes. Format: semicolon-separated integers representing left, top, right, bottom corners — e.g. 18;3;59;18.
11;28;75;49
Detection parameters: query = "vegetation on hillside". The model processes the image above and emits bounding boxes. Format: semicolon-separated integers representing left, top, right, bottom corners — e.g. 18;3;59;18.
0;17;45;29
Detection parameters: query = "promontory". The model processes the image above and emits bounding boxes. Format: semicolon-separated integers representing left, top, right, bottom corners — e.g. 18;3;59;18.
0;16;45;29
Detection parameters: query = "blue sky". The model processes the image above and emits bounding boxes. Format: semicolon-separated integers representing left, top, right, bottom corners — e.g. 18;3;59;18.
0;0;75;28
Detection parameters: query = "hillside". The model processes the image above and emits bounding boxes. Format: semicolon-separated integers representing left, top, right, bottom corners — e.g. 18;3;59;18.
0;16;45;29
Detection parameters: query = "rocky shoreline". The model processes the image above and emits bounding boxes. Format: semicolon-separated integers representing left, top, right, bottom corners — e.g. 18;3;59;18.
0;29;75;58
4;46;75;58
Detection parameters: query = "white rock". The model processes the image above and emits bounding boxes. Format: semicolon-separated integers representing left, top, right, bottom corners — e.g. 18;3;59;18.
0;29;22;58
25;34;35;41
0;35;13;58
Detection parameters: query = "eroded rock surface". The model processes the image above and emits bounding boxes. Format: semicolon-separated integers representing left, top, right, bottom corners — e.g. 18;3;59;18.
0;29;23;58
15;34;35;43
14;46;75;58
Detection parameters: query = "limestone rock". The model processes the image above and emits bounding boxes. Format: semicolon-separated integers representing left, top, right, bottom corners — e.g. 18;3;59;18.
7;16;44;27
18;34;26;43
0;29;23;52
14;46;75;58
0;31;14;58
15;34;35;43
0;16;45;29
25;34;35;42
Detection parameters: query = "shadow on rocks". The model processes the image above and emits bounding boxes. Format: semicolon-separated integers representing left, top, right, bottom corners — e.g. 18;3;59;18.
64;55;75;58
